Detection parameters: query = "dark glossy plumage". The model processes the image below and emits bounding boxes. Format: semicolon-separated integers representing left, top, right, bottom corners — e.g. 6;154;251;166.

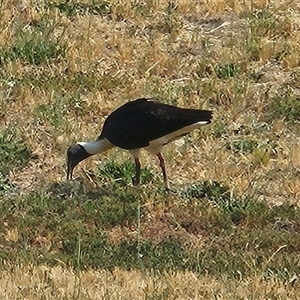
99;98;213;149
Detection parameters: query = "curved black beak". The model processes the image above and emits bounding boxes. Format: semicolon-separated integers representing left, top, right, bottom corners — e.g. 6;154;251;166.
67;144;91;180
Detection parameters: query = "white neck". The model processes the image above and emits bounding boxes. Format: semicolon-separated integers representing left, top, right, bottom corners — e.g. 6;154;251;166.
78;138;114;155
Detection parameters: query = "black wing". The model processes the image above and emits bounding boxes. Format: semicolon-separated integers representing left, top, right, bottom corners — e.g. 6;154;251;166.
99;98;212;149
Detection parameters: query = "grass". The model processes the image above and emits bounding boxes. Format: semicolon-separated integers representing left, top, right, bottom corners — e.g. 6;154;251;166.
2;181;300;277
0;18;66;65
1;0;300;298
0;128;31;195
97;159;155;185
267;85;300;121
47;0;112;17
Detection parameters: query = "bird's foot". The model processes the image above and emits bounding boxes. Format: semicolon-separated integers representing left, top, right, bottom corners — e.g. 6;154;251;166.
165;186;176;193
132;176;140;186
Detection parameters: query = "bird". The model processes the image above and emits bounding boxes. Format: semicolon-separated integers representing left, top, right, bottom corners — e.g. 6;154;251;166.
67;98;213;189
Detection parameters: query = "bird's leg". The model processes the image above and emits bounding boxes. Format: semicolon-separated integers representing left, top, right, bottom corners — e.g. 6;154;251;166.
132;157;141;186
156;153;170;190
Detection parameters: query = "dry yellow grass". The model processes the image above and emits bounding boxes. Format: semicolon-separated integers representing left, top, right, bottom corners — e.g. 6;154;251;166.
0;265;299;300
1;0;300;298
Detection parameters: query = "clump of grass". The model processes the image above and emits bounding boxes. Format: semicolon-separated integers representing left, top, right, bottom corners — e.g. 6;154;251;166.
212;119;227;138
245;6;291;61
0;20;66;66
181;181;270;226
226;139;258;154
0;128;31;175
97;159;155;185
214;63;240;79
82;238;192;271
0;172;15;194
267;85;300;122
47;0;112;17
182;180;230;202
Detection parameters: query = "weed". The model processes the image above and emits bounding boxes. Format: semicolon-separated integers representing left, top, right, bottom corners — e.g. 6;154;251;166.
0;128;31;175
97;159;155;185
47;0;111;17
226;139;258;154
182;181;272;227
159;2;179;34
0;172;15;194
182;180;230;202
245;5;292;61
212;119;227;138
0;20;66;66
215;63;240;79
267;85;300;122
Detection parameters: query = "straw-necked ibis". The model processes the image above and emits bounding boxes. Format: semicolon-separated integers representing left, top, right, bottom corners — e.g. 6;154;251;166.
67;98;213;189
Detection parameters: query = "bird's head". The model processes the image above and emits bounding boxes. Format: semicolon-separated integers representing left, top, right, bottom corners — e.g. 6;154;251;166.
67;144;92;180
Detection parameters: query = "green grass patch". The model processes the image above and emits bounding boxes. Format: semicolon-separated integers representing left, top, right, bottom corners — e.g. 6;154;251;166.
267;85;300;122
226;139;258;154
0;172;15;194
97;159;155;185
80;238;191;271
0;128;31;175
47;0;112;17
182;181;270;227
212;119;227;138
1;184;300;279
214;63;240;79
182;180;230;202
0;20;66;66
